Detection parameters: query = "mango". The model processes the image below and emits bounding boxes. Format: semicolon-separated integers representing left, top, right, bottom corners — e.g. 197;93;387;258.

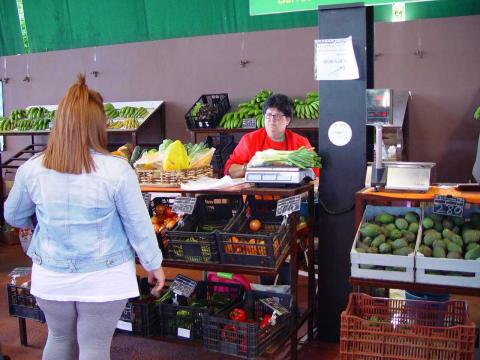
375;212;394;224
418;245;432;257
450;234;463;247
393;246;412;256
395;218;409;231
392;238;408;250
465;246;480;260
422;217;434;229
442;218;454;230
442;228;454;240
402;230;416;243
389;229;402;240
360;223;381;238
371;234;386;248
463;229;480;244
433;247;446;258
434;221;444;232
385;223;397;232
429;213;444;223
408;222;419;233
432;239;446;250
446;241;463;255
447;251;462;259
466;243;480;253
379;242;392;254
404;211;418;224
452;216;465;227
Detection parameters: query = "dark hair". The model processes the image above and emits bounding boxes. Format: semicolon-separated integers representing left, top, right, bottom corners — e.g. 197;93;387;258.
262;94;293;118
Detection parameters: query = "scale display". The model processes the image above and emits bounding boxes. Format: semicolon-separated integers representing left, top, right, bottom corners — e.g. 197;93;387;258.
366;88;392;125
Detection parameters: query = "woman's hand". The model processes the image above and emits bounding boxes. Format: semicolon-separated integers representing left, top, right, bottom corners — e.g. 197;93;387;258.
147;267;166;297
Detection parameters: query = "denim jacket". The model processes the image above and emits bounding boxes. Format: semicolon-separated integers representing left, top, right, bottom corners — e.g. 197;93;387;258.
4;151;162;273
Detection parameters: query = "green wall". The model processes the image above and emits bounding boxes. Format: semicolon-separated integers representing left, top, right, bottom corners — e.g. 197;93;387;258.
1;0;479;56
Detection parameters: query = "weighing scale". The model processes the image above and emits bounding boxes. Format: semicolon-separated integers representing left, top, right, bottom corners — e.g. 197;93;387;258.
245;166;314;187
366;89;435;192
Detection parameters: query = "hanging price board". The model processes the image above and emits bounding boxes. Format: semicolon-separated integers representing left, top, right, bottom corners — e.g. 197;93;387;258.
142;193;152;209
433;195;464;217
242;117;257;129
170;274;197;298
259;297;290;316
276;195;302;217
172;197;197;215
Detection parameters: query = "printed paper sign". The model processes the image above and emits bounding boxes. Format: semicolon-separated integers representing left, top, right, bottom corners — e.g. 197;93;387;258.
315;36;359;81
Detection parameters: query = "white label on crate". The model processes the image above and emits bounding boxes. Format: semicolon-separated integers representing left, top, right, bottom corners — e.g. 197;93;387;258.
177;327;191;338
173;197;197;215
116;320;132;332
276;195;301;217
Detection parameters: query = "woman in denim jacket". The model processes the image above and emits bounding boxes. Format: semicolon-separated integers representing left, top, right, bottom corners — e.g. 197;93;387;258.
4;74;165;360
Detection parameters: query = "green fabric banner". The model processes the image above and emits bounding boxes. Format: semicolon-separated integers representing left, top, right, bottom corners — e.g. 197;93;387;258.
0;0;24;56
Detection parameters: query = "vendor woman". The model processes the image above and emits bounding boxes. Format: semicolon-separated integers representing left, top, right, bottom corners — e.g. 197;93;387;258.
224;93;319;178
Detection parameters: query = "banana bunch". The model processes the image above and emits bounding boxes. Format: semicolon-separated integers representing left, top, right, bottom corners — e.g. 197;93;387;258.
17;118;35;131
104;103;119;119
293;92;319;120
135;107;148;118
219;89;272;129
0;118;17;131
119;106;138;118
107;120;124;129
123;117;140;129
10;109;27;121
47;109;56;120
33;118;50;130
26;107;49;120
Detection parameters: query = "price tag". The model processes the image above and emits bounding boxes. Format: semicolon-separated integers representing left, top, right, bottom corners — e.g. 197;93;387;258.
242;117;257;129
276;195;302;217
142;193;152;209
170;274;197;298
116;320;133;332
172;197;197;215
259;297;289;316
177;328;191;339
433;195;465;217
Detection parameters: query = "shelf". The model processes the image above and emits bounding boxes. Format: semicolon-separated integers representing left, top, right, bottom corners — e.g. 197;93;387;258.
350;277;480;296
162;246;290;277
0;101;165;140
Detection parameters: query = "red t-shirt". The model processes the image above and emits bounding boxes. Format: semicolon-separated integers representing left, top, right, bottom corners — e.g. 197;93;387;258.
224;128;319;177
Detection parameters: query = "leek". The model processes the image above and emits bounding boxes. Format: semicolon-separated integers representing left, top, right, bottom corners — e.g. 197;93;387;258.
249;146;321;169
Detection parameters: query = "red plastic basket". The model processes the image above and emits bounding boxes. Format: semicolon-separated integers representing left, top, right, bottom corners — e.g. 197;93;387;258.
340;293;476;360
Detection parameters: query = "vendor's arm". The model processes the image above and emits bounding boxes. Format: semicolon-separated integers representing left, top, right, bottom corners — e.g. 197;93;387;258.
224;132;257;178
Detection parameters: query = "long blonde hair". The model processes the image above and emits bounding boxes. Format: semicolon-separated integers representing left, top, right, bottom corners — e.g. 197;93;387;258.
43;74;108;174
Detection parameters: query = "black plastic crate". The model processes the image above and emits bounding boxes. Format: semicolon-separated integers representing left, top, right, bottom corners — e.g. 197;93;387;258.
117;277;163;337
202;290;293;359
165;195;243;263
185;94;230;129
160;280;244;341
205;135;235;172
7;284;45;323
217;204;290;268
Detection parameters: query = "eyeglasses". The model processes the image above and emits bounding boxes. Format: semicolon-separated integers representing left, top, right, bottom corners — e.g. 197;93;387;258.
264;112;286;121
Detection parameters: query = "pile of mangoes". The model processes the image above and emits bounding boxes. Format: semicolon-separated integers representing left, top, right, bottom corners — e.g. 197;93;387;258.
356;211;419;256
418;212;480;261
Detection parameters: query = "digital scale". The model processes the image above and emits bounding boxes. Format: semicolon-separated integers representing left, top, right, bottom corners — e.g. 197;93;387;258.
245;166;313;187
366;89;435;192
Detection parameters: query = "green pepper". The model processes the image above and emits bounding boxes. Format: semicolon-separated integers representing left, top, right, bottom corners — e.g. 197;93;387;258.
188;298;208;308
176;309;191;317
210;293;231;307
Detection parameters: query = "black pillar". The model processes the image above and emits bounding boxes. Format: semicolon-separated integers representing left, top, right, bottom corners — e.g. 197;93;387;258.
316;4;374;342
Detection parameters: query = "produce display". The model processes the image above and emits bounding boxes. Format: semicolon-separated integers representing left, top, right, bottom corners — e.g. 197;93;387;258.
292;92;319;120
0;107;53;132
220;90;271;129
133;139;215;171
352;208;420;275
224;218;272;256
104;103;149;129
417;211;480;277
219;90;319;129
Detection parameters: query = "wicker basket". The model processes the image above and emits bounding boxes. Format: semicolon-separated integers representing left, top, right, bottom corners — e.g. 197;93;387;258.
136;166;213;185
